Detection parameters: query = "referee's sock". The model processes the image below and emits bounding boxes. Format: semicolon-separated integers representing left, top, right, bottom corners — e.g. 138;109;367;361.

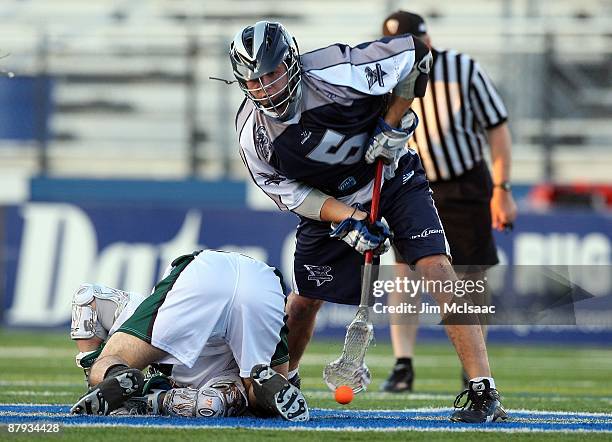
395;357;413;369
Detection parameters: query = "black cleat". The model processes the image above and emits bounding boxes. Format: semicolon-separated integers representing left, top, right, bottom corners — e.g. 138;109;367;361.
250;364;309;422
70;367;145;415
380;363;414;393
450;379;509;423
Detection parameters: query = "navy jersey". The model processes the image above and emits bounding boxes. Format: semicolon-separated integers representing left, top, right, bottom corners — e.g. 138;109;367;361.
236;35;431;212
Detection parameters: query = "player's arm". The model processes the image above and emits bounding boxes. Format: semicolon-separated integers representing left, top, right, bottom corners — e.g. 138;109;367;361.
358;37;431;165
241;141;390;254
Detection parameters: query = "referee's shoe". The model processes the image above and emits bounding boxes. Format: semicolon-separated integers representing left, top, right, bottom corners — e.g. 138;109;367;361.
450;378;508;423
380;359;414;392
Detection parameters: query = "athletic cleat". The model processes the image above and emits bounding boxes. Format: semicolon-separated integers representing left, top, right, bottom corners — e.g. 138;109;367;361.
289;372;301;389
380;363;414;392
250;364;309;422
110;396;149;415
70;367;145;415
450;379;509;423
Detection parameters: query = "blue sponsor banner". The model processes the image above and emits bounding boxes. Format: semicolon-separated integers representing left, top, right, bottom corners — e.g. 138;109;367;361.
1;203;611;344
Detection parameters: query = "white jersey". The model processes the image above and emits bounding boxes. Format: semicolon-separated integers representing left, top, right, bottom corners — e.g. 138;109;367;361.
107;250;287;388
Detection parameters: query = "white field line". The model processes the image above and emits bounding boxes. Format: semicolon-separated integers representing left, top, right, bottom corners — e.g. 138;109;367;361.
2;391;75;397
0;381;83;387
302;390;612;403
0;421;609;433
2;347;611;371
2;404;611;418
0;348;75;358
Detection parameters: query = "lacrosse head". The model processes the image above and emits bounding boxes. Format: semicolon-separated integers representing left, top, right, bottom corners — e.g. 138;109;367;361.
323;309;374;393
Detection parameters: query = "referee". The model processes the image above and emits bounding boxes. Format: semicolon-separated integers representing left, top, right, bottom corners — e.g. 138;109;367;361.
380;11;518;392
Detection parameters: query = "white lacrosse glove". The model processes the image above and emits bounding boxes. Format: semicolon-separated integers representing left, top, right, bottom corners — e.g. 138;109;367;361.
365;110;419;165
330;209;392;256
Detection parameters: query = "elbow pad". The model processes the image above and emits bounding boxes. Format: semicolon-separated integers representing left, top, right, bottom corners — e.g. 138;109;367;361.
292;189;332;221
393;38;432;100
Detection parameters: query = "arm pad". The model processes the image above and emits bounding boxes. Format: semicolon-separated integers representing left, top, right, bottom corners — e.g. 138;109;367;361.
291;188;332;221
393;38;432;100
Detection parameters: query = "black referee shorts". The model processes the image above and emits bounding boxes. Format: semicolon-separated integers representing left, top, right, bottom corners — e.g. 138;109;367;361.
396;161;499;268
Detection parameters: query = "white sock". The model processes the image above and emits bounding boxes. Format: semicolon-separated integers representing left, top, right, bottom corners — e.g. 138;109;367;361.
469;376;495;390
288;368;299;379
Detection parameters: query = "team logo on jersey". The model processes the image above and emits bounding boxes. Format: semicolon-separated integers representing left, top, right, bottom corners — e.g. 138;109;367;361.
402;170;415;185
338;176;357;192
255;125;272;161
410;228;444;240
300;129;312;145
257;172;284;185
304;265;333;286
365;63;387;89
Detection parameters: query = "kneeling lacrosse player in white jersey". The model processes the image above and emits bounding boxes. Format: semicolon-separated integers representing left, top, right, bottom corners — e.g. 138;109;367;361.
69;249;309;422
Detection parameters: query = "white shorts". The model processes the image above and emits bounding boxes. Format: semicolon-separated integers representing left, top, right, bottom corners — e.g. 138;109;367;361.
116;250;289;379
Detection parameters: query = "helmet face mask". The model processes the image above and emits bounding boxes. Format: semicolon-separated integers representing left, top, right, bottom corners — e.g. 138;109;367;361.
230;21;302;120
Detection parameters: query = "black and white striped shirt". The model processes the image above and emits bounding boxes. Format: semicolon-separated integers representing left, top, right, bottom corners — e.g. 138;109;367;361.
409;49;508;181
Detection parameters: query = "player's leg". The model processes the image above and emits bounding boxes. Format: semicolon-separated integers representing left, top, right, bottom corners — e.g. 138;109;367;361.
429;164;499;387
457;268;491;387
414;255;491;377
88;332;167;386
228;257;309;421
380;152;506;423
414;254;507;422
71;332;167;416
381;259;419;392
286;291;324;381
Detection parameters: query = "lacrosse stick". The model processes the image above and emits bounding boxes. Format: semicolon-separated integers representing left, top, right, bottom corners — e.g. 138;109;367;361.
323;159;384;393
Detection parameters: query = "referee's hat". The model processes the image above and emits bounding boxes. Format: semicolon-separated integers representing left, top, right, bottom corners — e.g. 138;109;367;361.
382;11;428;37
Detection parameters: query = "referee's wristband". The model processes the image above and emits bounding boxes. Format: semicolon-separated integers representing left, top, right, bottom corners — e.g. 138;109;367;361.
494;181;512;192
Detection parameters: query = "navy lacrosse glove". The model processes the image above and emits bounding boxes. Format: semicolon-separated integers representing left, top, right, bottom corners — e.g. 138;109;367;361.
365;110;419;165
330;215;393;256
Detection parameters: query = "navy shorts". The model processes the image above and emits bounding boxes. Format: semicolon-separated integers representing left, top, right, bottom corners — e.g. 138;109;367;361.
293;152;450;305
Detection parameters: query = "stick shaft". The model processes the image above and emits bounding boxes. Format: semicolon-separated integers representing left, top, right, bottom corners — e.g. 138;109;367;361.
359;160;384;307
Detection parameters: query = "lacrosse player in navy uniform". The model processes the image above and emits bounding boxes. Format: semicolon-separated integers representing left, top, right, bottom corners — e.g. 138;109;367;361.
231;21;507;423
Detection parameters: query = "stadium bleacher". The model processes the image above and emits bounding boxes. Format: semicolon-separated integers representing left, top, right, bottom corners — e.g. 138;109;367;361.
0;0;610;182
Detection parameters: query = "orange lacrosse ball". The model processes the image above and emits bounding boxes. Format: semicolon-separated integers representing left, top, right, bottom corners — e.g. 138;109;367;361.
335;385;354;404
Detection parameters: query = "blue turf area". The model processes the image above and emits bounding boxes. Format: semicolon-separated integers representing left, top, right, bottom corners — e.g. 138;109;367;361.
1;405;611;433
